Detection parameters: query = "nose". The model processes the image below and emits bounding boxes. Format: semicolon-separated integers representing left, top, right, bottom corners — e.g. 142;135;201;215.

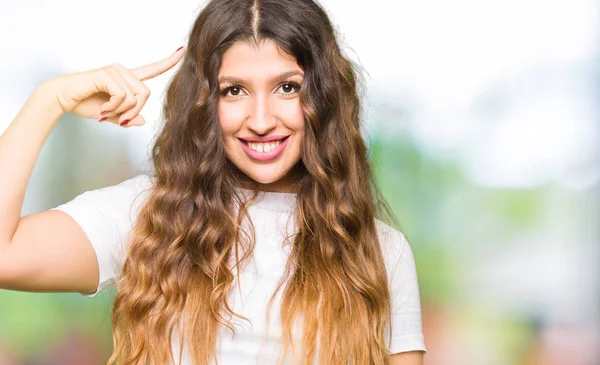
246;93;276;135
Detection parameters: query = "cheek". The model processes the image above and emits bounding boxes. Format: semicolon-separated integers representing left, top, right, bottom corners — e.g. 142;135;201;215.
276;101;305;132
217;102;245;135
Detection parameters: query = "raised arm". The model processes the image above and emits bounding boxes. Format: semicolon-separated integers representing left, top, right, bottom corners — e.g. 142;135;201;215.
0;47;184;295
0;84;100;294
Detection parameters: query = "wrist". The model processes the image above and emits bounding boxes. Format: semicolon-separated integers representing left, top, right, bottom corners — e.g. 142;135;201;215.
30;81;66;121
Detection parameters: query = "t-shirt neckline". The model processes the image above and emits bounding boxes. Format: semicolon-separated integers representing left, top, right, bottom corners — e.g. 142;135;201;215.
236;187;296;214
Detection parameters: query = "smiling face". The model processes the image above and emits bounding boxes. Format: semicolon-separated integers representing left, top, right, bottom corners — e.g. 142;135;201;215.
217;39;305;193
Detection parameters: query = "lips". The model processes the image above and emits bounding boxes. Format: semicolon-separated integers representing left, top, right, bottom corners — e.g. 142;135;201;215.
238;135;290;161
238;135;289;143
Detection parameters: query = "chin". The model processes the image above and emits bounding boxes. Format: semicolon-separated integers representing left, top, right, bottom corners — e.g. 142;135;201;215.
244;170;286;185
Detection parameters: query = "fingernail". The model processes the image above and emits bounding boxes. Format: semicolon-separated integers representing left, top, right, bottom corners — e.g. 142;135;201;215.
100;110;107;116
176;46;184;52
120;119;130;126
98;117;107;122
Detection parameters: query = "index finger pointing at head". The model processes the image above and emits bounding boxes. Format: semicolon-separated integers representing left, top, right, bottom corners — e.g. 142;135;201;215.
129;46;185;81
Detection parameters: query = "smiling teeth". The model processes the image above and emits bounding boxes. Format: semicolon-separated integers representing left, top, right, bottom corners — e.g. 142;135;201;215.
248;140;281;153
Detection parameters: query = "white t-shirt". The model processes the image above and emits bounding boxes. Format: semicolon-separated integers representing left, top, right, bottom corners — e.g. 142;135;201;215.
50;174;426;363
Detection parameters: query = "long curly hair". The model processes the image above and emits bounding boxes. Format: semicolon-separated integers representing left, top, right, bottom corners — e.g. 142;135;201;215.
108;0;399;364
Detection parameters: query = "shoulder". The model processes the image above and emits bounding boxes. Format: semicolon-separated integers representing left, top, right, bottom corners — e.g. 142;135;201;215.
374;218;408;258
52;173;155;223
94;173;154;200
374;218;412;275
75;173;154;200
99;174;155;219
106;173;154;196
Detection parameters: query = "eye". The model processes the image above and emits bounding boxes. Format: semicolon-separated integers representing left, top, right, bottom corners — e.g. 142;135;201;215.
277;82;301;96
220;85;247;97
219;82;302;98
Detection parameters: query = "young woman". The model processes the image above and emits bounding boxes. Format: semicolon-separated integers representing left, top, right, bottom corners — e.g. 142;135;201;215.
0;0;426;364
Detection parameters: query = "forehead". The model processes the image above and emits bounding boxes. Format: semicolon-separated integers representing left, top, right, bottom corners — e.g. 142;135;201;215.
218;39;301;77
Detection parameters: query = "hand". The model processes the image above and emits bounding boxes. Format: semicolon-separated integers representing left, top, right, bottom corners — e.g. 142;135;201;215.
43;46;185;127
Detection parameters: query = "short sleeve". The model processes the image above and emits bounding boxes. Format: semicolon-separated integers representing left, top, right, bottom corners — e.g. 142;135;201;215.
388;232;427;354
49;174;153;297
375;220;427;354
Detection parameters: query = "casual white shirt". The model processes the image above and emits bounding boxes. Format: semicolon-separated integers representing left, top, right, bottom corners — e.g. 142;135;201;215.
50;174;426;363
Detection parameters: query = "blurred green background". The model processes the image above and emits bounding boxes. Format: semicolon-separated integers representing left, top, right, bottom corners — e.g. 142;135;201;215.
0;1;598;364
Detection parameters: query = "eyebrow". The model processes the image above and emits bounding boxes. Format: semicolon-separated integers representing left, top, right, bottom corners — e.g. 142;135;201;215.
218;70;304;85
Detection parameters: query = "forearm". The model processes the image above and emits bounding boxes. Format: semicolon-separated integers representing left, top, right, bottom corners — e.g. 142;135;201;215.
0;82;64;244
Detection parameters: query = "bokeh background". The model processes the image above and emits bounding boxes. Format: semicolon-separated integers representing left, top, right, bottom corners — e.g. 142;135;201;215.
0;0;598;364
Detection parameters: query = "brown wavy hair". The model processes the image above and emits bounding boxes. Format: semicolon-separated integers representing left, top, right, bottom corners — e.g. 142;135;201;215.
108;0;398;364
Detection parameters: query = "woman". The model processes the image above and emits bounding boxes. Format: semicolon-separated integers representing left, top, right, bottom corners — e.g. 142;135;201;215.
0;0;426;364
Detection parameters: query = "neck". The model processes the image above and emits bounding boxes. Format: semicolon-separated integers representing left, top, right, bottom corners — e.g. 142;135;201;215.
234;162;304;193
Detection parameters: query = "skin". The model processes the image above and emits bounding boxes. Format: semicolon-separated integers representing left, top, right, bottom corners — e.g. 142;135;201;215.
390;351;424;365
217;39;305;193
